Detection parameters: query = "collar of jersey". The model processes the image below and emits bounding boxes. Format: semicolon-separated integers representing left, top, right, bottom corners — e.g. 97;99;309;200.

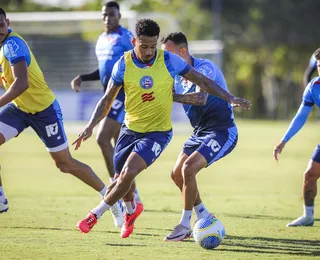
131;49;157;68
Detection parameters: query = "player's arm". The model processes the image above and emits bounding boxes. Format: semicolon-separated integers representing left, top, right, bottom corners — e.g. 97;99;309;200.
71;69;100;92
273;83;314;161
173;91;207;106
183;67;251;109
72;80;121;150
0;60;28;107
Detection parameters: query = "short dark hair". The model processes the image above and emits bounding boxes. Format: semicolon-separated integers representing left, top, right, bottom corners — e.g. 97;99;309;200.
161;32;188;48
104;1;120;10
0;8;6;19
314;48;320;61
135;19;160;38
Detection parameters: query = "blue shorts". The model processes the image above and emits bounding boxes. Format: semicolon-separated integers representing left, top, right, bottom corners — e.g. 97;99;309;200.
114;125;173;174
107;87;125;124
0;100;68;152
311;145;320;163
183;126;238;167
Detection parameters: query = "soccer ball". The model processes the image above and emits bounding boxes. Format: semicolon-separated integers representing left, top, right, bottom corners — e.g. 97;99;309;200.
193;217;225;249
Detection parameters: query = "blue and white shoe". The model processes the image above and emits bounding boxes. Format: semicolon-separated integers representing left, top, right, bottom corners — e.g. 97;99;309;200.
110;200;124;228
0;199;8;213
286;215;314;227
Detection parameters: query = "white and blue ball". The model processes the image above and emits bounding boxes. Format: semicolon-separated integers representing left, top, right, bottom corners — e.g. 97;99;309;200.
193;217;225;249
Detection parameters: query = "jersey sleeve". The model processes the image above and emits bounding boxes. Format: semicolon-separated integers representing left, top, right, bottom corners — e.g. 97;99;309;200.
302;82;315;106
164;51;191;78
111;55;126;86
3;36;31;66
123;30;134;51
197;61;217;80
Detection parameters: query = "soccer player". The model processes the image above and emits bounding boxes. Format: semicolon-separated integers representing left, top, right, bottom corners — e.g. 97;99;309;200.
70;1;138;227
274;47;320;227
0;8;107;214
74;19;251;238
161;32;238;241
303;52;317;86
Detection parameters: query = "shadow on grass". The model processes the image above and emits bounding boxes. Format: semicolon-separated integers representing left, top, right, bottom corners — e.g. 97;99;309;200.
105;243;147;247
220;235;320;256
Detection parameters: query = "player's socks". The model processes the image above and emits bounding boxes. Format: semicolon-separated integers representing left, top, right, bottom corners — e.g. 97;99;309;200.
91;199;111;219
0;186;6;203
179;209;192;228
124;198;137;215
109;177;114;183
134;188;142;204
194;202;210;220
303;205;314;217
98;185;107;198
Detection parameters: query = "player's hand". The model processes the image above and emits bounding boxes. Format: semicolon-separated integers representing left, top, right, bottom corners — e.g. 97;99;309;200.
230;97;251;110
71;75;82;93
72;126;93;150
273;140;286;161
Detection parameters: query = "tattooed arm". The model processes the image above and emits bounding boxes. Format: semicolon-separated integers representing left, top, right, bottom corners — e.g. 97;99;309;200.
173;84;208;106
72;80;121;150
183;67;251;109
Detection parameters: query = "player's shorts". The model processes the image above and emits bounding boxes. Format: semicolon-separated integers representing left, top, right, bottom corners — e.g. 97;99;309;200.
114;125;173;174
183;125;238;167
0;100;68;152
311;145;320;163
107;87;125;124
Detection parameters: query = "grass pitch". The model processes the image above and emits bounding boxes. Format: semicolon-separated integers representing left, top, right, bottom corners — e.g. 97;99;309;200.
0;120;319;260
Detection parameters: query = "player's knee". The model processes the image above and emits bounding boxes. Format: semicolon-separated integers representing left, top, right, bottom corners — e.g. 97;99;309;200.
119;167;138;184
304;168;320;182
182;163;196;182
55;161;71;173
96;134;112;148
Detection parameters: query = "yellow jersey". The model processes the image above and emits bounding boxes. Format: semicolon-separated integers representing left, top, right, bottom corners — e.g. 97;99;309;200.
0;29;55;114
123;50;174;133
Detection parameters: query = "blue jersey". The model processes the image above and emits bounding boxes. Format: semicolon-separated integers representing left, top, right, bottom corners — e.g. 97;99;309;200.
111;50;190;85
174;57;234;133
95;26;133;88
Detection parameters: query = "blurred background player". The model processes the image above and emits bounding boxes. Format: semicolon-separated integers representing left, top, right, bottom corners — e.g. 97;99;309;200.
161;32;238;241
0;8;107;214
70;1;141;228
273;47;320;227
303;52;317;86
74;19;251;238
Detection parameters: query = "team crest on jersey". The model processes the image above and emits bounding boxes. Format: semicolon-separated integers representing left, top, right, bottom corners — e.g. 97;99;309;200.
140;76;154;89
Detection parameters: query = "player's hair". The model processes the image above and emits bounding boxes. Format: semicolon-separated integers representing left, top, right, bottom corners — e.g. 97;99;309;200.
161;32;188;49
314;48;320;61
104;1;120;10
0;8;6;19
135;19;160;38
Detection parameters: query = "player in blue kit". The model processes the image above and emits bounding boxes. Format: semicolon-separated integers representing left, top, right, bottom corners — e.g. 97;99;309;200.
161;32;238;241
71;1;139;227
0;8;107;214
303;52;317;86
274;48;320;227
75;20;251;238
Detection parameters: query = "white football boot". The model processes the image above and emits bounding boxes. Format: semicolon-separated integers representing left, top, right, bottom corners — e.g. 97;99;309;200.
286;215;314;227
110;200;124;228
164;224;192;241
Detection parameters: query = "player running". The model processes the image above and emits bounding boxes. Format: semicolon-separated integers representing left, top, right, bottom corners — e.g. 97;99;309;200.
0;8;107;214
74;19;251;238
70;1;140;228
161;32;239;241
274;47;320;227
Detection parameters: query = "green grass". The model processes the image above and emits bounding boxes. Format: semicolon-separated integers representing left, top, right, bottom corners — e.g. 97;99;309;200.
0;120;319;260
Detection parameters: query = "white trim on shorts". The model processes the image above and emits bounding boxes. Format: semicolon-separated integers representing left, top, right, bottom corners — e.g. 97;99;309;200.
0;121;19;141
46;141;69;153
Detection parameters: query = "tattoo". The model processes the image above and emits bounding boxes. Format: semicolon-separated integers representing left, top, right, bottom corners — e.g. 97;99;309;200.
88;83;121;127
183;68;234;103
303;178;316;206
173;92;207;106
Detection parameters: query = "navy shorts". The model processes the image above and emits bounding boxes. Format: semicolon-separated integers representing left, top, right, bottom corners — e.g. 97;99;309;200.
0;100;68;152
107;87;125;124
183;126;238;167
114;125;173;174
311;145;320;163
